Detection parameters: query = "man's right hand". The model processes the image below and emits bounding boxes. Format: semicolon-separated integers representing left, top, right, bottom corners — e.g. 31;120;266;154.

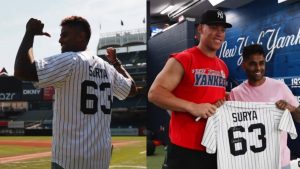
106;47;117;64
26;18;51;37
188;103;217;119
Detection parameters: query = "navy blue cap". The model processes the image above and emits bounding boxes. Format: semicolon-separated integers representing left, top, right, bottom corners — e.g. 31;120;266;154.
200;9;232;28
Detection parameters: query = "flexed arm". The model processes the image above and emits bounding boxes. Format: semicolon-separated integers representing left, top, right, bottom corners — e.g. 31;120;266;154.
106;47;138;97
148;58;217;119
14;18;50;81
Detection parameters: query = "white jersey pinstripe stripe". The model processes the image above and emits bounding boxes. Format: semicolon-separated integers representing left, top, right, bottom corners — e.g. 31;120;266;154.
202;101;297;169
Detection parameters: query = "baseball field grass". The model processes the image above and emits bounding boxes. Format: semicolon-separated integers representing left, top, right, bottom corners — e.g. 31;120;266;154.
0;136;146;169
147;145;166;169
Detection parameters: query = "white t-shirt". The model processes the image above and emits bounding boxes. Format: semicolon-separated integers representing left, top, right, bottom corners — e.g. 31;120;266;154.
202;101;297;169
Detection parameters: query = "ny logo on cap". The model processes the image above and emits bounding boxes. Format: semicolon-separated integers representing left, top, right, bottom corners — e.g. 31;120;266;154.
217;11;224;19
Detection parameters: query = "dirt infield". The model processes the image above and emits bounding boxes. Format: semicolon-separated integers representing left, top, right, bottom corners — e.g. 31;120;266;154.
0;152;51;164
0;140;141;148
112;140;142;147
0;139;143;164
0;140;51;147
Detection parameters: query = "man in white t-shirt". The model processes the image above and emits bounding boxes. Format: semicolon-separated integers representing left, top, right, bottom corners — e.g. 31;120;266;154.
229;44;300;169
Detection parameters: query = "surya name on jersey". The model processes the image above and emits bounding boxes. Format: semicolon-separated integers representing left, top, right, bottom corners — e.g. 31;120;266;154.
82;65;111;115
89;66;108;79
193;68;226;87
232;110;258;122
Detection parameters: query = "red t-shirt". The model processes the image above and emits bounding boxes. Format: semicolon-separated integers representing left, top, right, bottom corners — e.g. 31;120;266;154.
169;46;228;151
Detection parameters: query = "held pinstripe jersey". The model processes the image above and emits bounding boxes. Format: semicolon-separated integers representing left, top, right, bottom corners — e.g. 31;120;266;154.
201;101;297;169
35;51;132;169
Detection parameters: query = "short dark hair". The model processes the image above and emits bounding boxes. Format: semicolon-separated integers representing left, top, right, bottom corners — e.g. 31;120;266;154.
242;44;265;61
60;16;91;42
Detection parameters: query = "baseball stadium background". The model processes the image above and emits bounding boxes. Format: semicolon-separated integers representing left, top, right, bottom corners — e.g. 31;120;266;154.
147;0;300;168
0;28;146;169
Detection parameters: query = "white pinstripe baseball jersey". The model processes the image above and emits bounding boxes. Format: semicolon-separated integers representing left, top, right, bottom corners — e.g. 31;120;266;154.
201;101;297;169
35;51;132;169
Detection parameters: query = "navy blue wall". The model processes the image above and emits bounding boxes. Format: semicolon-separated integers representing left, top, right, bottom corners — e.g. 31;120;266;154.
221;0;300;96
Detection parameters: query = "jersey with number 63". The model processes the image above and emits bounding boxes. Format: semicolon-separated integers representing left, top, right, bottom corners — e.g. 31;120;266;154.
201;101;297;169
35;51;132;169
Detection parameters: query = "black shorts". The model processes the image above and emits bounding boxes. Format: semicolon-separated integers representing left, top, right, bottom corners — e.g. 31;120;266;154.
164;143;217;169
51;162;64;169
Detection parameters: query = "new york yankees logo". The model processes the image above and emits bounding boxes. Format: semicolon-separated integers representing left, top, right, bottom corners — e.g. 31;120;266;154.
217;11;224;19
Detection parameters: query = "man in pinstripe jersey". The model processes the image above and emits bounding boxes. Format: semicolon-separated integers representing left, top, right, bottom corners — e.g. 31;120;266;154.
14;16;137;169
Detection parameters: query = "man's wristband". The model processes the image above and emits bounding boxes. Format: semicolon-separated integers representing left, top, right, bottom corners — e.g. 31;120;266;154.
111;58;122;67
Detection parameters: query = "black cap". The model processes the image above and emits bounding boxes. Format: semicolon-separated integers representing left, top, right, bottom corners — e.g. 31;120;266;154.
200;9;232;28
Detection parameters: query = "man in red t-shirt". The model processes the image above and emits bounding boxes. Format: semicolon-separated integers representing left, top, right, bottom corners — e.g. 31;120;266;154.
148;9;232;169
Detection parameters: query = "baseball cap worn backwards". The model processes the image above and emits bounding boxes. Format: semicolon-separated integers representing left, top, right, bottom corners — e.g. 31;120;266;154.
200;9;232;28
